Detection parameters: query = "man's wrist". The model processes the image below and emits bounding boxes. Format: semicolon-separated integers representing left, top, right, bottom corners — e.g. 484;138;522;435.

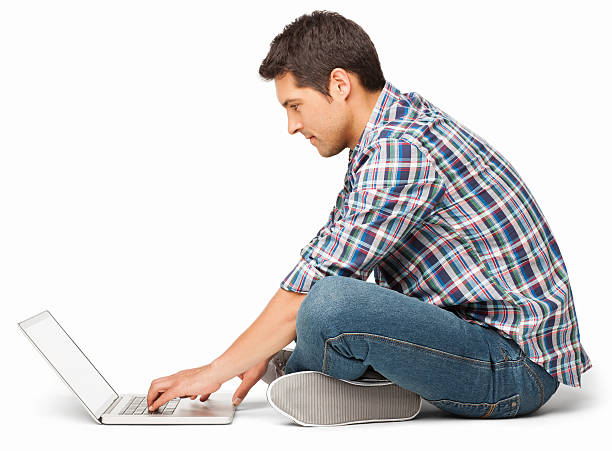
209;356;234;383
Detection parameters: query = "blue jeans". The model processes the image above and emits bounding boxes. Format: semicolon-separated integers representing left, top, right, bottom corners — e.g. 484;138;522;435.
285;276;559;418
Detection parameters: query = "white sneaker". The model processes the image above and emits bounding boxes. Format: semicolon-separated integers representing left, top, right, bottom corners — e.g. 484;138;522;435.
266;371;422;427
261;348;294;385
261;348;391;385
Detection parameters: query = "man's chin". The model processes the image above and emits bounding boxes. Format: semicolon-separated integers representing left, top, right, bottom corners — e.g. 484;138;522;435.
317;145;344;158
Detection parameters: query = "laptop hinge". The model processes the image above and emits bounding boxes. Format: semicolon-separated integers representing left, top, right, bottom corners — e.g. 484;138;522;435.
102;395;124;416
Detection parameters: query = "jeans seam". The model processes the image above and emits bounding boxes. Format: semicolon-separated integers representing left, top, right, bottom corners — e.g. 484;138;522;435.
520;358;545;408
430;394;520;419
482;403;496;418
499;344;509;362
322;332;520;372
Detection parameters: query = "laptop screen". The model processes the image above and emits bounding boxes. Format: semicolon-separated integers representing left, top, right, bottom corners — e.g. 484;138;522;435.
19;311;118;418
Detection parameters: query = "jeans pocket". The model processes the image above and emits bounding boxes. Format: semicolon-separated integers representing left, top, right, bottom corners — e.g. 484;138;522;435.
429;393;520;419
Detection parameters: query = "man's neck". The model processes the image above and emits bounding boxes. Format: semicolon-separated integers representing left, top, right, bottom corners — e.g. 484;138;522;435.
348;88;383;150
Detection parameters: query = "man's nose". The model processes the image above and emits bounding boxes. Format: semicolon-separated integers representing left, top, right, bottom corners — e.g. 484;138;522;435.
288;117;303;135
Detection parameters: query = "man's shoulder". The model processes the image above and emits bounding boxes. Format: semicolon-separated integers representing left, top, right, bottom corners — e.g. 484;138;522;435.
363;92;443;148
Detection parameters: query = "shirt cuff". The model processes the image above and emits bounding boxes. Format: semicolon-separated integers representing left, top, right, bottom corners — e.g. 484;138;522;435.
280;257;326;293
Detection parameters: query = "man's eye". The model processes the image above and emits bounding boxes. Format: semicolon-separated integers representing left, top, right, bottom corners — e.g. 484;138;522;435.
290;104;299;111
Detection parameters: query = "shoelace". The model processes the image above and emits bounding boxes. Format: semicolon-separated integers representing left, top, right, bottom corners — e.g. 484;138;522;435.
273;351;291;376
273;354;286;376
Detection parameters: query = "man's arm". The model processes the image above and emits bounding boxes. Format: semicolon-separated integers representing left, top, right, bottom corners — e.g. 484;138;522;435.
211;287;306;381
146;287;306;411
280;140;444;293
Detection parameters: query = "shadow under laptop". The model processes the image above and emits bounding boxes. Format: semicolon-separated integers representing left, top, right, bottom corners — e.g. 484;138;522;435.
234;399;269;412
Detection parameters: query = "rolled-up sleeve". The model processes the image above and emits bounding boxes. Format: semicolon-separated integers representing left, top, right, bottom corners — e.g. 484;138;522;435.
281;139;444;293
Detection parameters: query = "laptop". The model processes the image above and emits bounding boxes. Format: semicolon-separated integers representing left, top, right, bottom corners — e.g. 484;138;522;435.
18;310;235;424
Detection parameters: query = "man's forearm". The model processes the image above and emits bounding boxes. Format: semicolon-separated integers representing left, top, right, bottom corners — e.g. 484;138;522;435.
210;287;306;383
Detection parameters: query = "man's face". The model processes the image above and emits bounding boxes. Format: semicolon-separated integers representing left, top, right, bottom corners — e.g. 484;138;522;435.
275;72;351;158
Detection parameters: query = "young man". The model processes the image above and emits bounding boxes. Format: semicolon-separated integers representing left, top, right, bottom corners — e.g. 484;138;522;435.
146;11;591;426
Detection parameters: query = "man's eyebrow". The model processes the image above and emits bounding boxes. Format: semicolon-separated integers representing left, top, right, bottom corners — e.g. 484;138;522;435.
281;98;302;108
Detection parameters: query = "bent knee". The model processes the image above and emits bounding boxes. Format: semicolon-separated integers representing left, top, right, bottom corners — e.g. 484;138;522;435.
296;276;352;329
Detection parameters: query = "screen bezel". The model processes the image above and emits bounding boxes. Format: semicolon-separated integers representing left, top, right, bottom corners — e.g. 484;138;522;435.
18;310;119;422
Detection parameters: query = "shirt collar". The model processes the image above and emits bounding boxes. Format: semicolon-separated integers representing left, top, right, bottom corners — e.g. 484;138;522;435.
351;81;404;157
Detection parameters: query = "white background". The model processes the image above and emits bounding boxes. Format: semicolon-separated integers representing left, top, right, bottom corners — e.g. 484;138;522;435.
1;0;609;449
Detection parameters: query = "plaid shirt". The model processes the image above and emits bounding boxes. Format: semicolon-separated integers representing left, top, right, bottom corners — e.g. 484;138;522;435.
281;81;591;387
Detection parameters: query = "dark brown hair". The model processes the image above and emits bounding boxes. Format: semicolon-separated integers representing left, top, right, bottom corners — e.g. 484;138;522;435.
259;10;385;98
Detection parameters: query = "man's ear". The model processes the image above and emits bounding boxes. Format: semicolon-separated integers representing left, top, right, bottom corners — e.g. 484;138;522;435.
329;68;351;100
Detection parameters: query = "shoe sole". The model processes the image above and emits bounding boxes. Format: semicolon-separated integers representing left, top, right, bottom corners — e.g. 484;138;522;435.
267;371;421;427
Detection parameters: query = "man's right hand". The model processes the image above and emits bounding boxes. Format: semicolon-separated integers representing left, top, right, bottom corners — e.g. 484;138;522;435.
231;357;271;406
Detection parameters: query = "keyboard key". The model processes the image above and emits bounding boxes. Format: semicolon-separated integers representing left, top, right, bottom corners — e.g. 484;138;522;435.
118;396;180;415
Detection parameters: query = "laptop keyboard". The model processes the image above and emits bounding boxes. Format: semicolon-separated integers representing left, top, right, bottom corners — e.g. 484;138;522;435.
120;396;180;415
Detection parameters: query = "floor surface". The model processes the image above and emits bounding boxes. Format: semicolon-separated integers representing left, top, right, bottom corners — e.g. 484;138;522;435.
6;367;605;451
